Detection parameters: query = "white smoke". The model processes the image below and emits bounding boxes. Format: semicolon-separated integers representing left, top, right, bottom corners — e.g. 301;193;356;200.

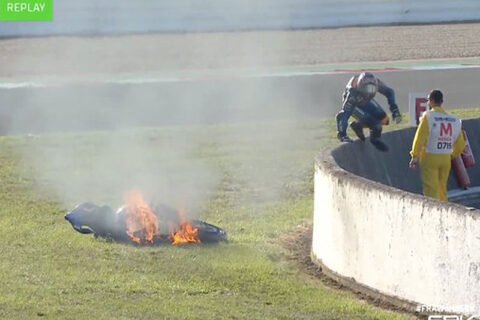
4;1;340;215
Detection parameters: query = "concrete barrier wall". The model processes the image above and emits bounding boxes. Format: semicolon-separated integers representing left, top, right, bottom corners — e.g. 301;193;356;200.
0;0;479;36
312;119;480;314
332;119;480;192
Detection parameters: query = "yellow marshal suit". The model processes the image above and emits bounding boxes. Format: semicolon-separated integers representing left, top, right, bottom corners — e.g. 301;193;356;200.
410;107;466;201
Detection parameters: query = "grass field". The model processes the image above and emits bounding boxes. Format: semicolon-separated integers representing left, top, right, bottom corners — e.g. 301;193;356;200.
1;110;478;320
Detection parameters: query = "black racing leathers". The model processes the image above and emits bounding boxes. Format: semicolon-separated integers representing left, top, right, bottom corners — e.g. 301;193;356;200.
336;75;400;140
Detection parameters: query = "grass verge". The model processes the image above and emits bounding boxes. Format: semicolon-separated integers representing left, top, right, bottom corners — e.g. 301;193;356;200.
2;110;477;319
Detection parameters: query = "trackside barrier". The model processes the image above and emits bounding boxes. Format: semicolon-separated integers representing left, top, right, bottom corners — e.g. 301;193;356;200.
312;119;480;315
0;0;479;36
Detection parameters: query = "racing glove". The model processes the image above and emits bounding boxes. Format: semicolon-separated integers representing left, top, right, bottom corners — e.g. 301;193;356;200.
391;106;402;124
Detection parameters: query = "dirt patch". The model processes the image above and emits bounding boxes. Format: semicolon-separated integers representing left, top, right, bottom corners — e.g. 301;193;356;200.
279;224;426;319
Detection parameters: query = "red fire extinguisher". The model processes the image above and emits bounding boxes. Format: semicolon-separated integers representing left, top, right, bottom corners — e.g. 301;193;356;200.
452;130;475;189
452;156;471;189
461;130;475;168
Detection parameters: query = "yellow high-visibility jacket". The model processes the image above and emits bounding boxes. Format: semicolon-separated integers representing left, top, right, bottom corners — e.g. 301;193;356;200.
410;106;465;160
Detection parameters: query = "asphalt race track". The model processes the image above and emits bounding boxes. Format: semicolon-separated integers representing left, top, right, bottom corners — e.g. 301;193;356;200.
0;67;478;135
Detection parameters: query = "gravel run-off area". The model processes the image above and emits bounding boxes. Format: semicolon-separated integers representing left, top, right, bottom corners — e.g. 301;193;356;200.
1;22;480;80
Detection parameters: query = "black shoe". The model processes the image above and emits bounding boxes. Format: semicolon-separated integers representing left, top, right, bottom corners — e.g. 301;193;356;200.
337;133;353;143
350;122;366;141
370;139;389;152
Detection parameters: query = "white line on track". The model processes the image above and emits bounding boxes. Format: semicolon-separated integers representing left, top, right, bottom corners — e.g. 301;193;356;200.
0;64;479;89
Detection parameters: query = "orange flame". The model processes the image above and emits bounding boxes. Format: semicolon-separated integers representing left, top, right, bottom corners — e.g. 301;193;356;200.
124;190;160;245
170;207;201;245
123;191;201;246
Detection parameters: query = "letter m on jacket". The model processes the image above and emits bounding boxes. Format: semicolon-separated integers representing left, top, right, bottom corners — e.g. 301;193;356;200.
440;122;452;136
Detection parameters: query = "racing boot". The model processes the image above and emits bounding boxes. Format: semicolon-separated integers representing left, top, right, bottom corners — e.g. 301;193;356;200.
370;139;389;152
370;125;388;152
337;132;353;143
350;121;366;141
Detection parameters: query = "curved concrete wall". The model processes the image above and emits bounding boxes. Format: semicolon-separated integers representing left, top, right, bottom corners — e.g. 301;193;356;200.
312;119;480;314
332;119;480;193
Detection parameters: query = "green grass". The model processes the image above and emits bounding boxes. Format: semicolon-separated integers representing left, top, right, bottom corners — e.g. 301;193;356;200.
4;109;478;320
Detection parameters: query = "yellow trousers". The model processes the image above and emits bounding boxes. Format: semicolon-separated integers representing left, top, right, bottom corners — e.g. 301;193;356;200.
420;153;451;201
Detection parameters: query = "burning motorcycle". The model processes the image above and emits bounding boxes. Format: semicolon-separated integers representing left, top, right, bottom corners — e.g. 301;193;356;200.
64;192;227;245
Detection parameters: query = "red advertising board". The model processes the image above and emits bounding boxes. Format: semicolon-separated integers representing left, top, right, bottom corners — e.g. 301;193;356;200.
409;93;428;126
